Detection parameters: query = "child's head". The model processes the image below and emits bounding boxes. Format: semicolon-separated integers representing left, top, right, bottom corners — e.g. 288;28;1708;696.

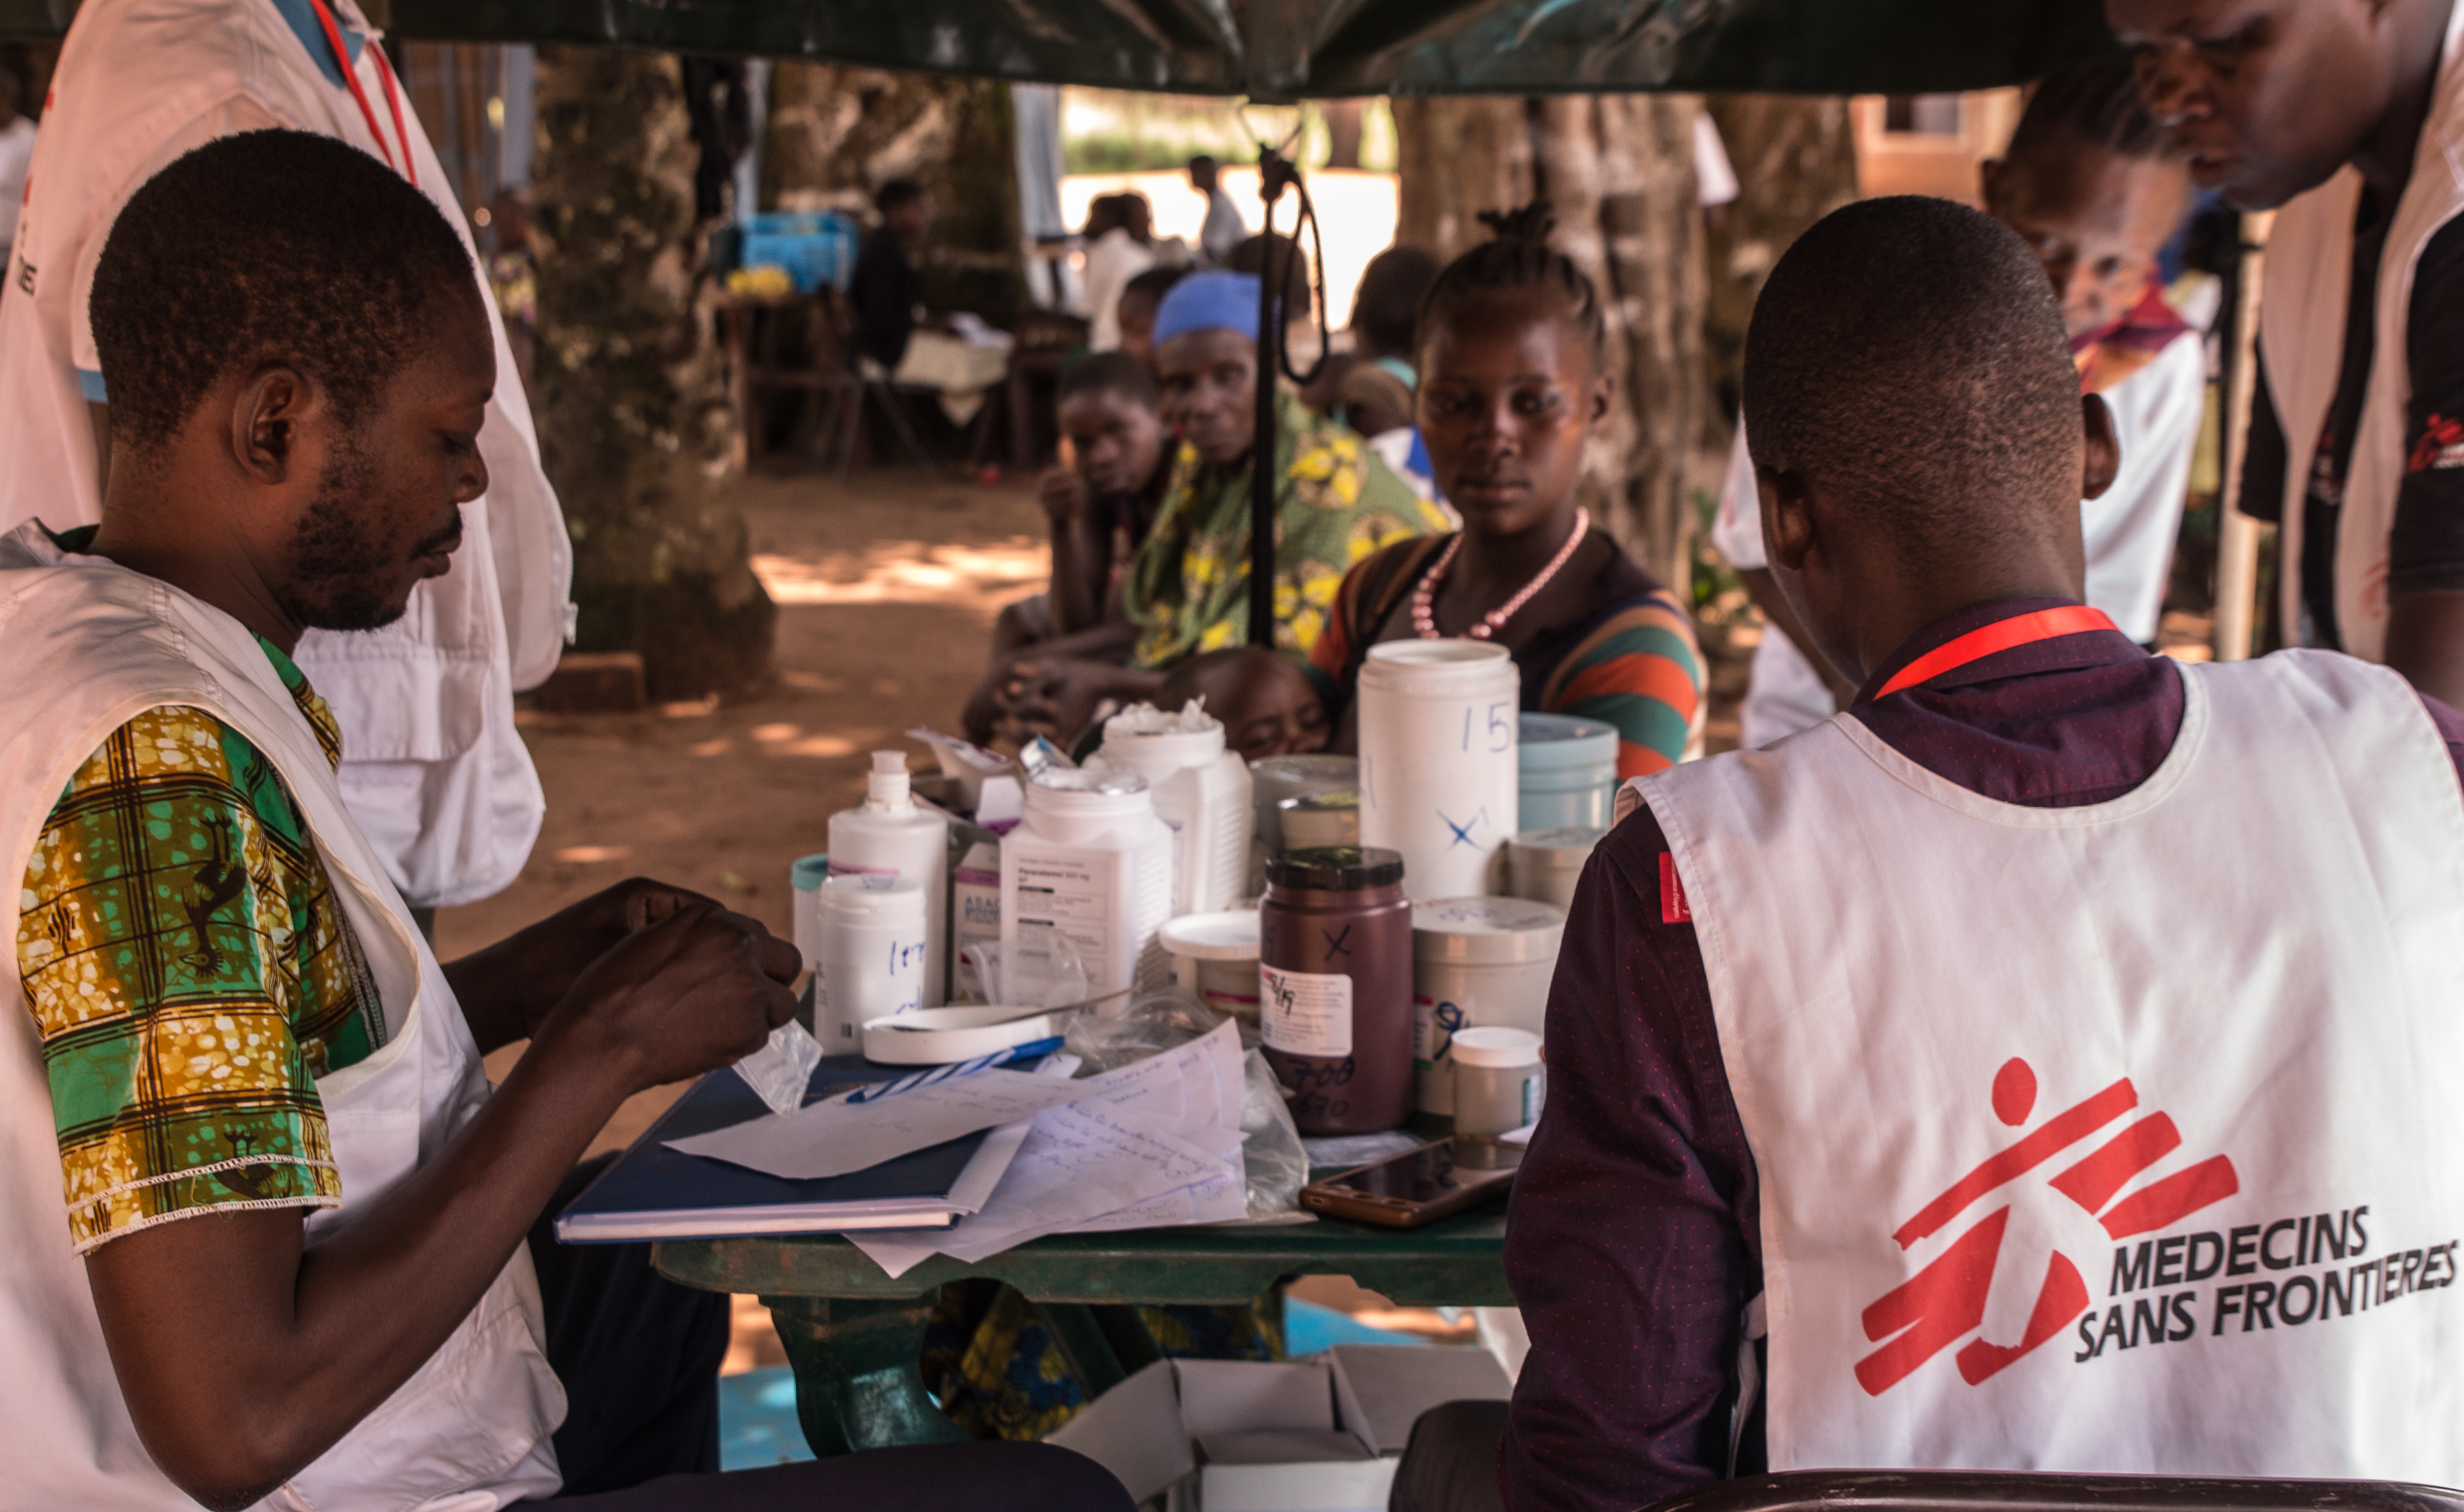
1116;266;1187;372
1056;352;1167;497
1157;647;1329;761
1336;362;1415;441
1982;60;2191;340
1352;245;1440;363
1412;203;1613;542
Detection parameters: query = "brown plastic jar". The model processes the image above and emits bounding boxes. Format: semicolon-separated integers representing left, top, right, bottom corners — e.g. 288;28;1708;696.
1258;845;1414;1134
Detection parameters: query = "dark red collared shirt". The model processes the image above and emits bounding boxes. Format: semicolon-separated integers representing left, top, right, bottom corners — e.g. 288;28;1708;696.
1499;597;2464;1512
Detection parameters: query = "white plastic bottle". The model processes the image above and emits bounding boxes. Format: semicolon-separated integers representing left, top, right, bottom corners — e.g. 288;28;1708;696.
814;877;930;1049
1358;641;1521;899
1087;702;1253;918
828;750;950;1007
1000;769;1174;1000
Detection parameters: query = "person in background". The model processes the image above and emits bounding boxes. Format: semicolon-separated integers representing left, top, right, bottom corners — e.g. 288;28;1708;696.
2;129;1132;1512
999;270;1444;743
1500;192;2464;1509
1191;153;1245;265
965;352;1171;744
1156;645;1331;760
0;0;570;927
1082;191;1157;351
1311;205;1704;780
1712;61;2200;746
2116;0;2464;708
0;66;33;261
1316;244;1445;502
850;176;930;370
1115;264;1186;372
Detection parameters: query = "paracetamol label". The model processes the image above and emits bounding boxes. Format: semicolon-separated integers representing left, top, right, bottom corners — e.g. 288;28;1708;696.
1262;964;1352;1057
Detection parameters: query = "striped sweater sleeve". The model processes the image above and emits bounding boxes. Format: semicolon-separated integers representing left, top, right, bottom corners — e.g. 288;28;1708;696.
1540;590;1705;778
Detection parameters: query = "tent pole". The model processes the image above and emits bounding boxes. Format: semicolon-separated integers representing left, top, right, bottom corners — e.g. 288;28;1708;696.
1250;146;1293;648
2214;209;2275;662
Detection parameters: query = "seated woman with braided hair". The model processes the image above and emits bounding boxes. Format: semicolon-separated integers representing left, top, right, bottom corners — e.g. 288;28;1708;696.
1308;204;1705;778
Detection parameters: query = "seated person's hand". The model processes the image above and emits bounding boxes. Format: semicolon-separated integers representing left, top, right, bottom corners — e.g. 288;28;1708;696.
1036;465;1088;527
992;653;1131;748
540;899;801;1093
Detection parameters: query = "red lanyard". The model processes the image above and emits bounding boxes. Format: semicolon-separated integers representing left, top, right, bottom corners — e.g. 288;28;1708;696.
1871;604;2119;701
306;0;417;189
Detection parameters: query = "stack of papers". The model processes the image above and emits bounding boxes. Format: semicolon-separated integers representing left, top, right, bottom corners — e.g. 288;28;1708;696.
666;1020;1252;1278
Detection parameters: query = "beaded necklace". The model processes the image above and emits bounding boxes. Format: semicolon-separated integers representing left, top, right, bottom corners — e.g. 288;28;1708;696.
1411;507;1590;641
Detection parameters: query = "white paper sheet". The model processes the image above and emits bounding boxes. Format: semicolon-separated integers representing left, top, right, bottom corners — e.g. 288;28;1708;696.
665;1067;1101;1179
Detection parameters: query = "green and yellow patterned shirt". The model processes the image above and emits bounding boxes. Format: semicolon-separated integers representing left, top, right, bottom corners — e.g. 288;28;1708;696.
1126;392;1447;669
15;632;384;1252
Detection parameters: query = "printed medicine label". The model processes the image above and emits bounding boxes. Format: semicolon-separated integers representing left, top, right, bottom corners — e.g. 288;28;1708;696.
1261;964;1352;1057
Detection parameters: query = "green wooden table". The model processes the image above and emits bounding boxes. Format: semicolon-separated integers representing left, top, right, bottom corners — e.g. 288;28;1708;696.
654;1199;1511;1457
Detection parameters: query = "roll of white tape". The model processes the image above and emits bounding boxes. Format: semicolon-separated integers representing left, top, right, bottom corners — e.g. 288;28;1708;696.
860;1006;1059;1066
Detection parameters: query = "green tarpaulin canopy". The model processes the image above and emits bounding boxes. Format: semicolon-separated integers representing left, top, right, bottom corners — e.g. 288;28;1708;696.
1;0;2117;98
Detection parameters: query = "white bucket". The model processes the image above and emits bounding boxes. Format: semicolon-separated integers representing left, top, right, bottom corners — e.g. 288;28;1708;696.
1411;895;1565;1115
1159;909;1264;1023
1357;640;1520;900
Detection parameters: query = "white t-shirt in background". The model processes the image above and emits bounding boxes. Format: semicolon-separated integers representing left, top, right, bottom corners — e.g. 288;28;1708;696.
0;114;36;252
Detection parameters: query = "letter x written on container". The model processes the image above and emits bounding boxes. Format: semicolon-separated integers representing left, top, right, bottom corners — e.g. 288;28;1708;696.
1853;1059;2239;1395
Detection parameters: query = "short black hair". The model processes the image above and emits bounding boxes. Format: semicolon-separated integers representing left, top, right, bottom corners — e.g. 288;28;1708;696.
1058;349;1160;410
1417;202;1605;366
1121;265;1187;310
875;177;926;215
1352;245;1439;358
2007;59;2168;164
1743;195;2081;560
89;130;474;456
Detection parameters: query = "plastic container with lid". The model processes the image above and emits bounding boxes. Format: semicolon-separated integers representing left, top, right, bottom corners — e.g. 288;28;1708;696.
1411;896;1567;1116
1450;1027;1545;1136
1000;769;1174;999
1278;787;1360;850
1250;754;1358;877
829;751;951;1007
789;853;831;974
1088;702;1253;918
1506;827;1607;908
1357;641;1520;899
1159;910;1263;1023
1518;713;1619;832
1258;846;1414;1134
814;876;930;1050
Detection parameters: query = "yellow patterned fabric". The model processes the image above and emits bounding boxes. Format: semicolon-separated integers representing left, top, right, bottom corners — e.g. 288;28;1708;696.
1126;391;1447;669
15;637;382;1252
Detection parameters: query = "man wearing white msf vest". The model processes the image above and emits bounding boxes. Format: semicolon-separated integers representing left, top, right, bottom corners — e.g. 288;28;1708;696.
0;133;1129;1512
0;0;569;919
2113;0;2464;708
1498;197;2464;1510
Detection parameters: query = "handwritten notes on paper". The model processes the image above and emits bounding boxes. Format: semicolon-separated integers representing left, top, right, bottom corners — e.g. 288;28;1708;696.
664;1067;1099;1179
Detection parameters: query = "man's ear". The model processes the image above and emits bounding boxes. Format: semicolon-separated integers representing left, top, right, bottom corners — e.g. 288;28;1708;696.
1759;463;1819;573
231;366;311;485
1978;156;2004;210
2080;392;2121;500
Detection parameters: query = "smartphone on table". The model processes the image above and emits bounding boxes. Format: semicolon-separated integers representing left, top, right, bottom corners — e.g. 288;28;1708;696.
1298;1135;1521;1228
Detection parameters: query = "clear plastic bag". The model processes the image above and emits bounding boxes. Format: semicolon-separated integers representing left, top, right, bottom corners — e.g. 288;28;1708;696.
960;933;1090;1008
1062;988;1310;1222
733;1020;824;1116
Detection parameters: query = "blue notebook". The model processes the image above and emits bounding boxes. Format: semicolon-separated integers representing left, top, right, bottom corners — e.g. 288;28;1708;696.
555;1053;1022;1243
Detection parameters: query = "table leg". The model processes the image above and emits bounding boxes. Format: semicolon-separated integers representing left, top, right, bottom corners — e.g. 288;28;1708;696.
762;1294;968;1457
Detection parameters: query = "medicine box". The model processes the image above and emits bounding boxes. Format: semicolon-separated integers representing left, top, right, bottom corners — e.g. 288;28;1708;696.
1047;1346;1512;1511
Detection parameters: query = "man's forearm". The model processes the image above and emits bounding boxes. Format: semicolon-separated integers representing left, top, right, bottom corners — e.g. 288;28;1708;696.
1048;516;1105;635
2384;591;2464;710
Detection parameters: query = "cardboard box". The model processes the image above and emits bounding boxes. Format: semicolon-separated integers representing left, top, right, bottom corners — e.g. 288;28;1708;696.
1324;1344;1512;1454
1049;1358;1393;1512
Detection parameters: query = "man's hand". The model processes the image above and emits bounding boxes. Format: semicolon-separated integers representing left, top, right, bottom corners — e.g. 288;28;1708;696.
444;876;719;1054
991;654;1164;746
1036;465;1088;528
87;901;800;1510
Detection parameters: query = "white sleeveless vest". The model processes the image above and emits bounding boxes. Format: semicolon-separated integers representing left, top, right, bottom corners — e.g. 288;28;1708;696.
0;524;564;1510
1633;652;2464;1477
2260;1;2464;662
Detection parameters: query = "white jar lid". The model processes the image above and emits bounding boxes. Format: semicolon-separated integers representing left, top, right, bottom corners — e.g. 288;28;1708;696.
1510;828;1608;860
1412;896;1567;963
1159;909;1261;960
1449;1026;1542;1068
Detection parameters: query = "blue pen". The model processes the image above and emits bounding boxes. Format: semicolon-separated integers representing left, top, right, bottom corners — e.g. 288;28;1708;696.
842;1037;1066;1104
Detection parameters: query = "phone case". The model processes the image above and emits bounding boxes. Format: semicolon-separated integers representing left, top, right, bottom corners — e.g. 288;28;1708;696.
1298;1138;1519;1227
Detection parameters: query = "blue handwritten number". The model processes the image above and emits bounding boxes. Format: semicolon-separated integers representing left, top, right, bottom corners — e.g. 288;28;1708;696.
1489;702;1513;753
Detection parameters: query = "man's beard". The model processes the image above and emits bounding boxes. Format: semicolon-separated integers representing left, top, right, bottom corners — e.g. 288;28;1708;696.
283;440;462;633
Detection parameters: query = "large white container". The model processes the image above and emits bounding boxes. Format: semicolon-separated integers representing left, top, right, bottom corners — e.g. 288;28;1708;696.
1000;770;1175;1000
1358;641;1521;900
828;750;950;1007
1088;702;1253;918
814;876;930;1050
1410;895;1566;1116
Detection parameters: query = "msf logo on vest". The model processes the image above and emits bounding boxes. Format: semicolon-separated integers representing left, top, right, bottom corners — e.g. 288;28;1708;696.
1854;1057;2239;1395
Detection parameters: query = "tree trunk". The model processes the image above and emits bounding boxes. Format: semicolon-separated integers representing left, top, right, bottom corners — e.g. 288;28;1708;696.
764;66;1027;322
531;47;774;701
1320;99;1364;170
1701;96;1860;425
1394;95;1705;589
